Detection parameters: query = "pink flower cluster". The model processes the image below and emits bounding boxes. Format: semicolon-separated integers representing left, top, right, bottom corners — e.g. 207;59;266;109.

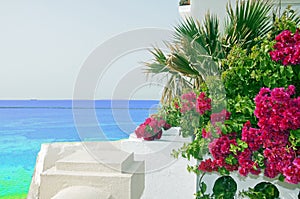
270;29;300;65
199;133;238;172
196;92;212;115
238;148;261;176
241;122;296;180
253;85;300;183
180;91;211;115
180;92;197;113
254;85;300;132
210;109;231;125
135;116;171;141
199;86;300;184
201;109;231;139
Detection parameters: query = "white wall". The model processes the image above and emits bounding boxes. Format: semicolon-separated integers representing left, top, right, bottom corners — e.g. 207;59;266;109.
280;0;300;11
190;0;300;29
191;0;235;28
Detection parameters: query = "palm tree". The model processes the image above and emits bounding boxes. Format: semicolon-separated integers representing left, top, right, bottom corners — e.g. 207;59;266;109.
145;0;274;104
144;47;193;104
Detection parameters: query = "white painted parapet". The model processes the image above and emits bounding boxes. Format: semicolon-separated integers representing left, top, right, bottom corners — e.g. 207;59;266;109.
51;186;112;199
28;128;197;199
122;127;197;199
28;142;145;199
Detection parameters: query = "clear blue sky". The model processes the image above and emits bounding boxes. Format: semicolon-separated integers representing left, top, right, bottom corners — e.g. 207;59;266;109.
0;0;180;99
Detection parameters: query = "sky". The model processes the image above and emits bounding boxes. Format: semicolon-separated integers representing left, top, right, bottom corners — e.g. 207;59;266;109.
0;0;180;100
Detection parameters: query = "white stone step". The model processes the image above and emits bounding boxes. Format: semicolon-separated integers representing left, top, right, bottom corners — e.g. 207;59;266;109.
40;161;144;199
55;150;134;173
51;186;112;199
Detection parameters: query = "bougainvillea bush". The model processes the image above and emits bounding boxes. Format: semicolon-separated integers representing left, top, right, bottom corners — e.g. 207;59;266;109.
179;91;212;138
184;15;300;198
140;2;300;198
198;86;300;184
135;116;171;141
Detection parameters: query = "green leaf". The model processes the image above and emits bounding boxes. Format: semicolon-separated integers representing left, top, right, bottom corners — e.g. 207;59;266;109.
213;176;237;199
279;65;284;74
254;182;280;199
200;182;207;194
230;144;239;155
225;154;238;165
278;174;285;182
286;66;294;78
289;129;300;147
237;139;248;150
218;167;230;175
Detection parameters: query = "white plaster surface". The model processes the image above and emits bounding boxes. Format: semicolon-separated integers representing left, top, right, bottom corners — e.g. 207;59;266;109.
183;0;300;30
122;128;197;199
28;142;145;199
179;5;192;18
28;128;197;199
51;186;112;199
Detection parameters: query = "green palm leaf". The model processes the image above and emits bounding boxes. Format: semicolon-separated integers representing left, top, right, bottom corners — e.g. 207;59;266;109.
224;0;273;53
144;47;169;74
175;15;223;59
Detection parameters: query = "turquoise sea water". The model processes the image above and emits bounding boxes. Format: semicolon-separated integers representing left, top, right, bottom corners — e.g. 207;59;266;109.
0;100;158;198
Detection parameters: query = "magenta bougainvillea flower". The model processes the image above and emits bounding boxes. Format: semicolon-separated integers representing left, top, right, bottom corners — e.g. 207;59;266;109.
180;91;211;115
135;116;171;141
180;92;197;113
270;29;300;65
196;92;211;115
198;86;300;184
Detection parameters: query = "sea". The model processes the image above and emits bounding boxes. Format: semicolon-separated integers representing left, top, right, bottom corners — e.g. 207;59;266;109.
0;100;159;199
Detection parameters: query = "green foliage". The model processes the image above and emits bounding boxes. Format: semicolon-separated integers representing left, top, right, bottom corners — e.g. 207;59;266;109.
145;3;300;199
145;47;193;104
239;188;269;199
252;151;265;169
213;176;237;199
174;15;223;59
229;138;248;155
222;40;295;99
222;37;298;130
172;134;210;161
204;76;226;113
239;182;280;199
272;6;300;37
180;111;201;137
225;154;238;165
158;98;181;127
196;177;281;199
196;175;237;199
290;129;300;148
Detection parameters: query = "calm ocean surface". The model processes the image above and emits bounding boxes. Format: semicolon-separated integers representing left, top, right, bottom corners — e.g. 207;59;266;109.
0;100;158;199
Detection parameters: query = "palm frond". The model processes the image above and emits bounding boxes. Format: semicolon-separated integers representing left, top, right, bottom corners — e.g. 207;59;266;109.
167;52;200;77
197;13;224;58
174;17;200;43
144;47;169;74
174;14;223;59
224;0;273;53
